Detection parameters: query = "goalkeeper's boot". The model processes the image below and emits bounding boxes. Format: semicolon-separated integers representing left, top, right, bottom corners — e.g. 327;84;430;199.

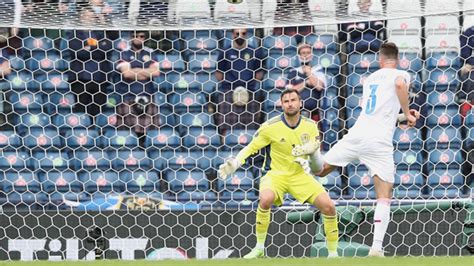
368;249;385;257
327;251;339;258
243;247;264;259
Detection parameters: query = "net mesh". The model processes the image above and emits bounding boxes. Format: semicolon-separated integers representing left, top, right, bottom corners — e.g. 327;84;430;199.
0;0;472;260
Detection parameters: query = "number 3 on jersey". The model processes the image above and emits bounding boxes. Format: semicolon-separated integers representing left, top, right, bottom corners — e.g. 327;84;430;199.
365;84;378;114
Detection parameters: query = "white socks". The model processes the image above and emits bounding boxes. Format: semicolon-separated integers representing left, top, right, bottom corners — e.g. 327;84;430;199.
372;198;391;252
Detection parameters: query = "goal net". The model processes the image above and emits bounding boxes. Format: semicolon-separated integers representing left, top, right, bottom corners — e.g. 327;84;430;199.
0;0;472;261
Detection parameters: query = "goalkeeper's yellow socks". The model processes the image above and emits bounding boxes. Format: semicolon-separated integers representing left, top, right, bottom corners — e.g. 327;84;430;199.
322;214;339;254
256;205;271;249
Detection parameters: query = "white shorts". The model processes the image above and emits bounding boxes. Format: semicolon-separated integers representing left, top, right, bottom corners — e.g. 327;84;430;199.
323;133;395;183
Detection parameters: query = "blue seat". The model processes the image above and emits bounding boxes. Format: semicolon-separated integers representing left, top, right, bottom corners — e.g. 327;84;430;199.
408;72;423;93
314;53;341;75
145;127;181;149
345;106;362;129
427;168;465;198
1;171;43;205
397;52;423;73
425;52;460;70
348;53;380;74
212;150;235;170
427;148;463;171
15;112;51;133
178;112;214;134
80;171;123;193
0;151;30;171
64;128;100;150
37;73;70;92
165;150;213;172
223;128;255;151
426;107;462;127
0;131;22;151
95;111;118;130
72;150;111;171
22;127;62;150
262;35;297;57
167;170;210;195
394;149;423;171
263;89;283;113
318;170;342;199
195;71;217;94
9;91;44;114
23;36;54;51
53;113;92;129
38;170;83;202
168;91;207;113
108;150;151;170
301;34;338;54
347;164;376;199
465;109;474;127
392;126;423;150
426;126;462;149
322;129;338;150
265;55;294;72
45;92;76;114
122;170;160;194
466;126;473;150
393;169;424;199
321;107;340;130
218;169;257;201
171;72;202;93
187;53;218;73
263;71;287;90
347;72;370;94
320;87;340;110
6;71;39;91
155;71;181;93
102;129;140;149
9;56;26;71
31;150;69;171
424;69;459;92
25;53;67;72
427;90;456;107
182;127;221;149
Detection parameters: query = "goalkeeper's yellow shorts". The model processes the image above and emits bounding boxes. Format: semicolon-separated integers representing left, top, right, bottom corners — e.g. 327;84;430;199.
259;171;327;206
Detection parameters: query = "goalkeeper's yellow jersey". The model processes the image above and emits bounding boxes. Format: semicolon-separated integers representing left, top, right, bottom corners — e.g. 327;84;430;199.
236;114;320;177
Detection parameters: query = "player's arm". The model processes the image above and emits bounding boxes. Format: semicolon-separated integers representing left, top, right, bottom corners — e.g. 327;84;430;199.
218;126;271;179
395;75;417;127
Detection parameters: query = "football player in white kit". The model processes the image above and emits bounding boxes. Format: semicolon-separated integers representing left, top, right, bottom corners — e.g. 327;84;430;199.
309;42;419;257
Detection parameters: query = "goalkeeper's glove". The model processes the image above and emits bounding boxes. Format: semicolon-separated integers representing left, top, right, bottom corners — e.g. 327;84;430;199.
292;141;320;157
218;158;241;179
294;157;311;175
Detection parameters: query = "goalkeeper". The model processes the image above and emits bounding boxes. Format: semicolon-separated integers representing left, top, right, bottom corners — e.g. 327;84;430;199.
218;88;338;259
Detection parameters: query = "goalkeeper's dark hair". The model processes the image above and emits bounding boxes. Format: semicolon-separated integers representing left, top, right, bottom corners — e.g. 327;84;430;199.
379;42;399;60
280;88;301;100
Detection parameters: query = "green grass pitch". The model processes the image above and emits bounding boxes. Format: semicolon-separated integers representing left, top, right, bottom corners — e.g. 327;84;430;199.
0;257;471;266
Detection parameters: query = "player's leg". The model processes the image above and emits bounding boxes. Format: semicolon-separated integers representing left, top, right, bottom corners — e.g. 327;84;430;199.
290;173;339;257
244;174;284;259
369;174;393;257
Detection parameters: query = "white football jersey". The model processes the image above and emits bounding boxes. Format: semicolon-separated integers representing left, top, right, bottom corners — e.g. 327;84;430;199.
349;68;411;144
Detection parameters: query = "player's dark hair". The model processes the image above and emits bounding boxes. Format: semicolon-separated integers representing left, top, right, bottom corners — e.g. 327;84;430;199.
379;42;399;60
280;88;301;100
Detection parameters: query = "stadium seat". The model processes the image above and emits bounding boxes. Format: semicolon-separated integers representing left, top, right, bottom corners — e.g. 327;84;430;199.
0;131;22;151
397;52;423;73
347;72;370;94
23;36;54;52
1;171;44;206
171;72;202;93
223;128;255;151
322;129;338;150
8;91;44;114
265;55;295;73
120;170;160;195
263;89;283;113
427;148;463;171
425;34;460;56
345;106;361;129
22;127;63;151
318;169;342;199
321;107;340;130
102;129;140;149
108;150;151;171
427;90;456;108
45;92;76;114
25;52;67;72
308;0;338;34
53;112;92;130
72;150;111;171
392;126;423;151
36;73;70;93
394;149;423;170
424;69;459;92
262;35;297;57
177;112;215;135
218;169;257;201
80;171;123;193
347;164;376;199
15;112;52;133
155;53;186;73
425;52;460;70
393;169;424;199
9;56;26;71
182;127;221;150
387;34;422;54
187;53;218;73
425;107;462;127
64;128;100;150
195;71;218;94
301;33;338;54
427;168;466;198
166;169;212;201
31;150;70;171
387;17;422;37
348;53;380;74
7;71;40;92
426;126;462;150
0;151;30;171
168;91;207;113
263;71;287;91
38;170;84;202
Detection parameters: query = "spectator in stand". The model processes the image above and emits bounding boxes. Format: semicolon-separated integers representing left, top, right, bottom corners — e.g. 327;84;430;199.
69;6;115;117
115;31;160;139
341;0;385;53
459;25;474;105
286;43;327;118
214;28;265;135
